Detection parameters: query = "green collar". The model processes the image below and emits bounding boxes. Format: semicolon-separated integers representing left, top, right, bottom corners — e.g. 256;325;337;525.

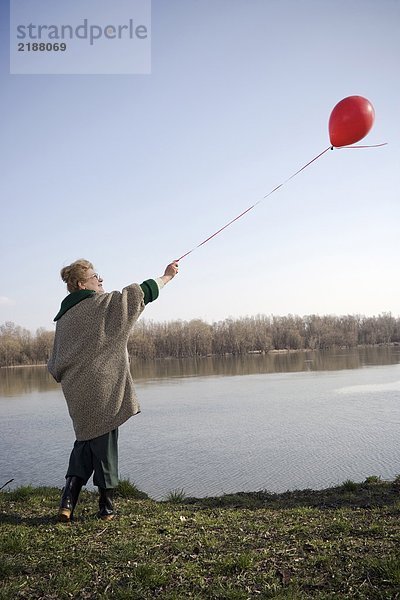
54;290;96;321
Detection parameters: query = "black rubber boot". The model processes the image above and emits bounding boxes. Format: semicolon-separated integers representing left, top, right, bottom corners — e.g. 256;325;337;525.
58;476;84;522
98;488;115;521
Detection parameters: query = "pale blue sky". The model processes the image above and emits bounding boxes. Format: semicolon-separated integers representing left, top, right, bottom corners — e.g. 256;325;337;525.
1;0;399;332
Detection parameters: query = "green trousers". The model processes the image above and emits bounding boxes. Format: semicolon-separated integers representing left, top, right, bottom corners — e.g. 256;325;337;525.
66;429;119;489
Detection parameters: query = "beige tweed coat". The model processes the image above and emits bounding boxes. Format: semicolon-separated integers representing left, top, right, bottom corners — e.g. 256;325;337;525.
48;284;145;441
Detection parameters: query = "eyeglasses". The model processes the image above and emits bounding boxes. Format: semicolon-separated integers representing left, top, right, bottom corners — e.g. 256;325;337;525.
84;273;102;281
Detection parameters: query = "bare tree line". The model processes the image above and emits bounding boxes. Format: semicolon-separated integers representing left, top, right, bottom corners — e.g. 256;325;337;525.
1;313;399;367
128;313;400;359
0;323;55;367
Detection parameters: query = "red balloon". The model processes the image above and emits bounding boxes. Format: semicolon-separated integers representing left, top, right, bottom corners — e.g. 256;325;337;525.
328;96;375;147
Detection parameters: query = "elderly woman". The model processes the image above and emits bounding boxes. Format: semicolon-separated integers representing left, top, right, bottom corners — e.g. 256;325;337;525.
48;258;178;522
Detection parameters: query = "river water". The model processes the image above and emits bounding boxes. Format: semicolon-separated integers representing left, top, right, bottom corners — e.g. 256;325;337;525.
1;347;400;499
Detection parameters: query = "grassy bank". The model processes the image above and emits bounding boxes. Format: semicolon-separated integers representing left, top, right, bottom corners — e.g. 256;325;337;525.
1;479;400;599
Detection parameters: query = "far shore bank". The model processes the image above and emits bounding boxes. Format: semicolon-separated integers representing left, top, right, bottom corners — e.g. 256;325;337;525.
1;342;400;370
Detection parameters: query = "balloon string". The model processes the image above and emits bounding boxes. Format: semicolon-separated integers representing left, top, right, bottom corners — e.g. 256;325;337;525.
176;142;387;261
337;142;388;149
177;146;332;261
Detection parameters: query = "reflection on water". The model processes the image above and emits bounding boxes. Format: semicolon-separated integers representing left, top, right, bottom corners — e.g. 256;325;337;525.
2;346;400;397
131;346;400;382
0;366;59;397
337;380;400;394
